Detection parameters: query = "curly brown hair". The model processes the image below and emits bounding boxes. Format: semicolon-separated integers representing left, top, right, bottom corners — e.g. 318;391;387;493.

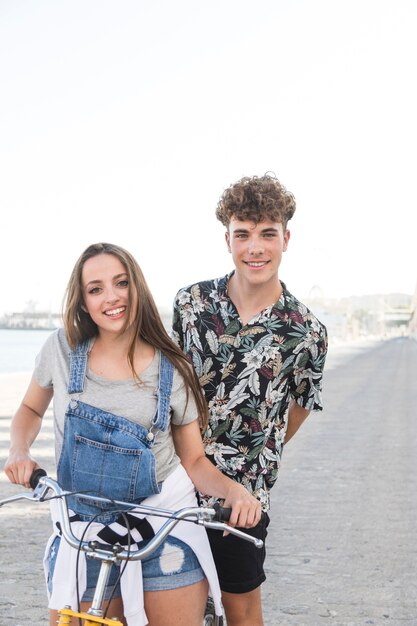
63;242;208;427
216;173;296;230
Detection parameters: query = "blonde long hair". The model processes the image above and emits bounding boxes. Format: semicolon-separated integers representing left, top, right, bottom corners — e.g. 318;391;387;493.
63;242;208;427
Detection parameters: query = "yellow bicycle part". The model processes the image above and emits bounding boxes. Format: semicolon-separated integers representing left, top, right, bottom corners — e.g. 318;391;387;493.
57;606;123;625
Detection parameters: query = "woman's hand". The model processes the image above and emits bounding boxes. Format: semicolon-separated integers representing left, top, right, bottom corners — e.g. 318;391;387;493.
223;481;262;529
172;420;262;530
4;449;38;488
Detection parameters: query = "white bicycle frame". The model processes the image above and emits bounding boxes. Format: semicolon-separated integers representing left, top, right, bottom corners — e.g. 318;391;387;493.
1;473;262;625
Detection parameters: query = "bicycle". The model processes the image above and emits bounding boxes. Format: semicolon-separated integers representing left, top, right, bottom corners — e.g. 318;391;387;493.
0;469;263;625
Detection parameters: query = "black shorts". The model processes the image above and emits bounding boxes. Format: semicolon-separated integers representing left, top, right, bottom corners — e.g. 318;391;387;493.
206;513;270;594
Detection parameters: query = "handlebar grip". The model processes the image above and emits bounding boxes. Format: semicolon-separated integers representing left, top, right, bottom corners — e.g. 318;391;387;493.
29;468;47;489
213;502;232;522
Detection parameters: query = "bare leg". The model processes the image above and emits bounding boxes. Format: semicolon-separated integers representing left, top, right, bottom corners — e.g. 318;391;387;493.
221;586;264;626
145;578;209;626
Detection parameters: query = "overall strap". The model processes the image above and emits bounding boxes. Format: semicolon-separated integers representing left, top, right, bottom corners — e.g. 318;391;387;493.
67;339;91;394
152;353;174;431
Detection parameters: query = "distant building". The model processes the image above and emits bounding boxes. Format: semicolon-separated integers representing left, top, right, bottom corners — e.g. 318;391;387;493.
409;283;417;336
304;288;413;341
0;311;62;330
0;308;172;332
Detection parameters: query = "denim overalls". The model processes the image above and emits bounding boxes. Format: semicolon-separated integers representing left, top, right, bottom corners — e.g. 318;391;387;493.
57;339;174;524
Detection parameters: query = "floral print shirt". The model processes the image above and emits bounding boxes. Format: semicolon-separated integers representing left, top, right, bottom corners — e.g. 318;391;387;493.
172;273;328;510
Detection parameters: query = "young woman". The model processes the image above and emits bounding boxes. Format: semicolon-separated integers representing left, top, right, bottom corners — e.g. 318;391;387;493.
4;242;261;626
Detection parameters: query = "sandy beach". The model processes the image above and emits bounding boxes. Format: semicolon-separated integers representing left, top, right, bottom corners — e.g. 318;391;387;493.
0;372;32;419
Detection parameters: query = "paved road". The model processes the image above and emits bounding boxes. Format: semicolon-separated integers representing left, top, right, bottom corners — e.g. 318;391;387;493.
263;336;417;626
0;337;416;625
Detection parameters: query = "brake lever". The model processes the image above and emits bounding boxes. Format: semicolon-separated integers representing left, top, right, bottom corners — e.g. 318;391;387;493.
201;520;263;548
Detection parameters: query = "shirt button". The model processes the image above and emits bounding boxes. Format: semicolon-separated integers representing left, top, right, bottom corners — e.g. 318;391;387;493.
70;400;78;409
147;432;155;441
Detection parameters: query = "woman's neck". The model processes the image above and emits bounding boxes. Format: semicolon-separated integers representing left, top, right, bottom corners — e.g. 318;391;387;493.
89;331;155;380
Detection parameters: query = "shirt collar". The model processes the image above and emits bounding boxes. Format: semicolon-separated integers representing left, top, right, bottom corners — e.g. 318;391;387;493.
220;272;289;319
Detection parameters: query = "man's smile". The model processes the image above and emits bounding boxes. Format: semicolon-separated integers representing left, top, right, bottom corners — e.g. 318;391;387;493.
244;261;270;268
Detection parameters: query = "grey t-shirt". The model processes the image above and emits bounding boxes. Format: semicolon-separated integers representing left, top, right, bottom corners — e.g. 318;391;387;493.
34;329;198;483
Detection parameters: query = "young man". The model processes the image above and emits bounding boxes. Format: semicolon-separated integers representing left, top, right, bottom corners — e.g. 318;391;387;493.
172;174;328;626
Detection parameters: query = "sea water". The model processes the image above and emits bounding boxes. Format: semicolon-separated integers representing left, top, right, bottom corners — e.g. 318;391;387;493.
0;329;55;374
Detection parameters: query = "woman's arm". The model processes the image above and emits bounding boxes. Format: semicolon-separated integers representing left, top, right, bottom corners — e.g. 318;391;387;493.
4;375;53;488
172;420;262;529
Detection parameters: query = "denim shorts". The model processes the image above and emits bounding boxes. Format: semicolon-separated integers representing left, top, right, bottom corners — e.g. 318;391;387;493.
47;534;205;600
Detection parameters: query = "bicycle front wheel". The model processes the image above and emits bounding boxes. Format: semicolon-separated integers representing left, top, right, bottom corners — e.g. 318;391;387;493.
203;596;224;626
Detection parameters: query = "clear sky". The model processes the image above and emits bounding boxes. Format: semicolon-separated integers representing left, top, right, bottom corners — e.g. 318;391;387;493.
1;0;416;316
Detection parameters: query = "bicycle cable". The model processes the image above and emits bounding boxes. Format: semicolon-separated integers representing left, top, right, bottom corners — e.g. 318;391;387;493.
42;491;212;525
71;507;132;624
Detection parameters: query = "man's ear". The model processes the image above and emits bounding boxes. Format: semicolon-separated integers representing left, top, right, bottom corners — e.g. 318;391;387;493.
225;230;231;253
283;229;291;252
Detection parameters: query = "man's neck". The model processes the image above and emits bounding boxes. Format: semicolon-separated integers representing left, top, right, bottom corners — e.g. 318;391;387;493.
227;272;283;325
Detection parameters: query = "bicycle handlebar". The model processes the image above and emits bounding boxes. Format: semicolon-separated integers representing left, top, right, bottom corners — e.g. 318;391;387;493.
29;467;233;523
29;467;47;489
0;470;263;561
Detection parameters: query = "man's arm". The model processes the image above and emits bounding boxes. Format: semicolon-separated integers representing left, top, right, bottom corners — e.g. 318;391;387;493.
170;294;184;349
284;401;310;444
